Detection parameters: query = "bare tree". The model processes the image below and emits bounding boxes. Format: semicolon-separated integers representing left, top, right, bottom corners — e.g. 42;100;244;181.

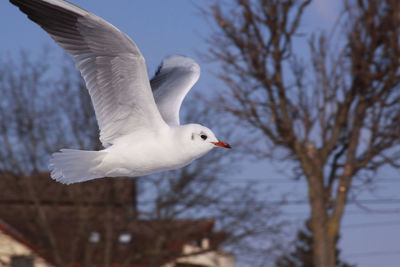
0;50;283;266
0;50;99;174
0;50;101;266
140;101;285;266
202;0;400;266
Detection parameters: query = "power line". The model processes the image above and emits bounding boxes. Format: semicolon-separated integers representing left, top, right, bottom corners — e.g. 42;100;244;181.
283;210;400;216
272;198;400;206
283;218;400;229
222;177;400;183
343;220;400;229
6;198;397;208
344;250;400;258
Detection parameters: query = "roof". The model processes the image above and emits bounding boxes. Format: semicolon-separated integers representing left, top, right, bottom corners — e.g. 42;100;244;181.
0;172;136;205
0;172;222;266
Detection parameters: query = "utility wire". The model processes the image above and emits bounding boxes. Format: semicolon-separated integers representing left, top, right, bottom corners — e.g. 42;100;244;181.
344;250;400;258
267;198;400;206
223;178;400;183
343;220;400;228
282;210;400;216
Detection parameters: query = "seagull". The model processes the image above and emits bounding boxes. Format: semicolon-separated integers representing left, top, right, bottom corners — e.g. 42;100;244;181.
10;0;231;184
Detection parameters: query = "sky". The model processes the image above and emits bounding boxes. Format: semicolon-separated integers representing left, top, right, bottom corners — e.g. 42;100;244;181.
1;0;400;266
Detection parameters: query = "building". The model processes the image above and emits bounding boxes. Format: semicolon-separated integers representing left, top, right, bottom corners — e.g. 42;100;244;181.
0;219;49;267
0;173;234;267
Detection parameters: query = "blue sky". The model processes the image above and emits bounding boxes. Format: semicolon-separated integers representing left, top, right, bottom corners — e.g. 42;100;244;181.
1;1;400;266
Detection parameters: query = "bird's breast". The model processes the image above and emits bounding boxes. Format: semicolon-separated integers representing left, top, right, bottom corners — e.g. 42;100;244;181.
100;131;192;177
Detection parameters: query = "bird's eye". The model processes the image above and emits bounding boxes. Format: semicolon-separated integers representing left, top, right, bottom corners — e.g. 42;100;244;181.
201;134;207;140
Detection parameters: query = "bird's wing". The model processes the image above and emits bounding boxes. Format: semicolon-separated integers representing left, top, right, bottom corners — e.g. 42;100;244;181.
150;55;200;126
11;0;167;147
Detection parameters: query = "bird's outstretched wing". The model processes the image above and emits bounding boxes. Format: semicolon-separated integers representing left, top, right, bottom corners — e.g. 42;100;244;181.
10;0;167;147
150;55;200;126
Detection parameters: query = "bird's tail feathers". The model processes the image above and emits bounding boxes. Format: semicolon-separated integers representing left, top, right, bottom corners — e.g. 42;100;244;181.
49;149;106;184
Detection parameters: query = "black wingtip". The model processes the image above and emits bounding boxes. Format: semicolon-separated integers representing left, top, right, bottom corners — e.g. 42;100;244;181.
153;61;164;78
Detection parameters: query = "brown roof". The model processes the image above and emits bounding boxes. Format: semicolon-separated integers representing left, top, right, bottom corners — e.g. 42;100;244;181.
0;172;219;266
0;172;136;205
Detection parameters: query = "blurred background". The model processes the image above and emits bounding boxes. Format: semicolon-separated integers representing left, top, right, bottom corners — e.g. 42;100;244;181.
0;0;399;266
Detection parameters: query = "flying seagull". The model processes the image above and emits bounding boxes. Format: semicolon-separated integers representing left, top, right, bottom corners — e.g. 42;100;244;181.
10;0;231;184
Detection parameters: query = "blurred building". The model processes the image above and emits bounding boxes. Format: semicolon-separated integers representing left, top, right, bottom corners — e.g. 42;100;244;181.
0;173;234;267
0;219;49;267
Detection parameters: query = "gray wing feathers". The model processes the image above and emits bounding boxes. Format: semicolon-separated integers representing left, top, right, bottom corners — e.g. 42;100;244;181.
150;55;200;126
78;55;158;145
11;0;165;147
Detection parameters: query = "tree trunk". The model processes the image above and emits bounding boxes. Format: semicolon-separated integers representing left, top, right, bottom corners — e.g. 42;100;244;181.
310;208;336;267
308;176;336;267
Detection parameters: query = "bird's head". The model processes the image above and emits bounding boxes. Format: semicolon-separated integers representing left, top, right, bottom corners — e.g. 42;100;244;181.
177;123;231;159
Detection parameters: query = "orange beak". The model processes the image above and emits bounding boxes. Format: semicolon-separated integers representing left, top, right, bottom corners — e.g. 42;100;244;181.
212;141;232;149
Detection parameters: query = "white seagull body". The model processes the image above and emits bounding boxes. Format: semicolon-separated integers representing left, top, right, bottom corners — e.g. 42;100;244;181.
10;0;231;184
